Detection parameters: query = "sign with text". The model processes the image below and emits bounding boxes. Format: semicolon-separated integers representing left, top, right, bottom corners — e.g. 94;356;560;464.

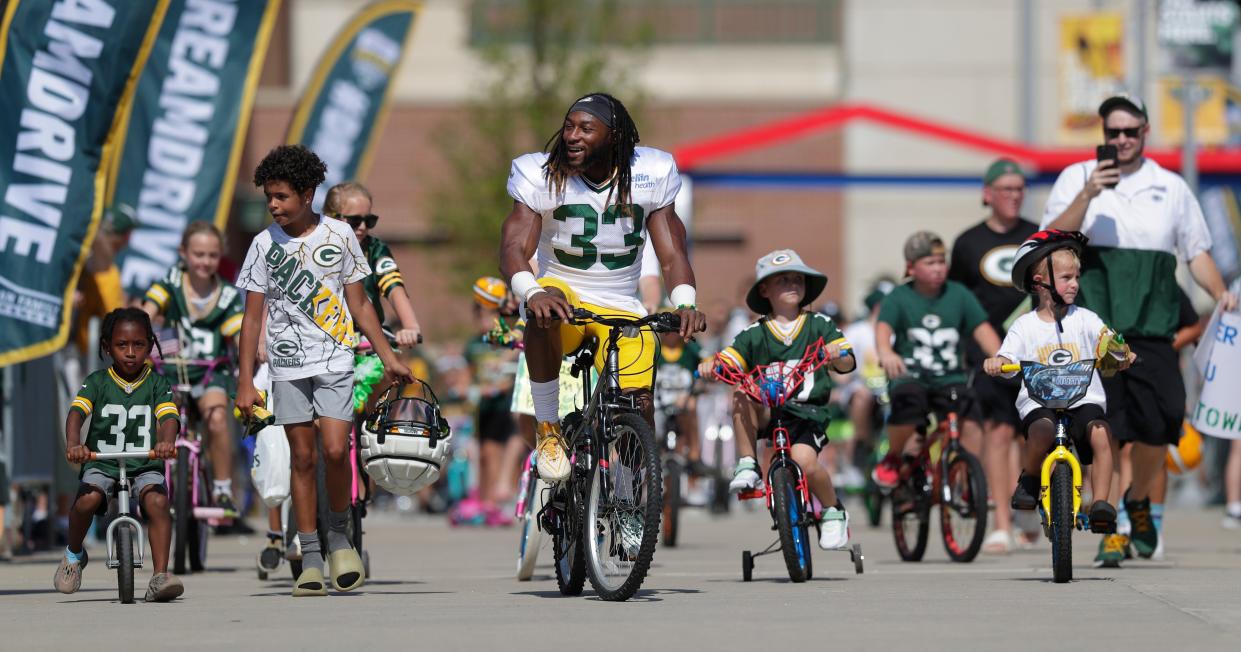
0;0;170;366
1193;299;1241;439
110;0;282;295
285;0;420;212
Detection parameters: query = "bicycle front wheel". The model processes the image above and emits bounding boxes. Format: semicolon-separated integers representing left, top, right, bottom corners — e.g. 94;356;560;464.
583;412;661;601
172;446;190;575
939;451;988;562
117;525;135;604
662;456;682;547
770;466;813;582
1050;464;1074;583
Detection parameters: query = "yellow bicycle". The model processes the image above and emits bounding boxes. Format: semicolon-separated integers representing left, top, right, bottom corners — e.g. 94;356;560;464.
1001;359;1113;583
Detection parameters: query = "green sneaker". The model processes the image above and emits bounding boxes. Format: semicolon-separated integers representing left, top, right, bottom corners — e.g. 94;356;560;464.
1094;533;1127;568
1125;496;1158;558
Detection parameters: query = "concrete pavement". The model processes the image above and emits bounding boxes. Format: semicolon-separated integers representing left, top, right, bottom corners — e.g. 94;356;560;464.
3;504;1240;651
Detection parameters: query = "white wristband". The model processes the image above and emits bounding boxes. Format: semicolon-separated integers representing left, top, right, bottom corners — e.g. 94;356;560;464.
669;284;696;308
510;271;544;302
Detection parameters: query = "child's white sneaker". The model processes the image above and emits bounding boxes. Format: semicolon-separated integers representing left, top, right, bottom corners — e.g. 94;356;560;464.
818;505;850;550
728;457;762;494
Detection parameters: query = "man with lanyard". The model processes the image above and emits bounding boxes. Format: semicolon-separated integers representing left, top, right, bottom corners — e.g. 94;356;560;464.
1043;94;1238;563
499;92;706;483
949;159;1039;554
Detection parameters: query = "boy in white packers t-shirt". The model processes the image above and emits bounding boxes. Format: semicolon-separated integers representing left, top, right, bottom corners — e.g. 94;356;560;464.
235;145;413;597
983;230;1135;551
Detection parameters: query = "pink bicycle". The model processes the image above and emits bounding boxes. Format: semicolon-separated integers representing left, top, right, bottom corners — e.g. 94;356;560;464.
151;348;232;575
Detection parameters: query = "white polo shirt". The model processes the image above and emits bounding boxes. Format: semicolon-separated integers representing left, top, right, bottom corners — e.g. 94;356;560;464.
1041;158;1212;338
1041;158;1211;260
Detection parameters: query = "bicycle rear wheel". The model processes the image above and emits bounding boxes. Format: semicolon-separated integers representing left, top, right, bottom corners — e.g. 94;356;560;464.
662;456;682;547
770;466;813;582
891;482;929;562
940;451;988;562
117;526;135;604
553;482;585;595
1050;464;1074;583
517;475;548;580
173;446;190;574
583;412;661;601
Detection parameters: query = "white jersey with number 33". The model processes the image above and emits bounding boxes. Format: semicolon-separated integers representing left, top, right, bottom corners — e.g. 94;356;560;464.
507;146;682;315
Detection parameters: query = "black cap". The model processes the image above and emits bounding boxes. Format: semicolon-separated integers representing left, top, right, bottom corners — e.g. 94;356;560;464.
1098;93;1147;120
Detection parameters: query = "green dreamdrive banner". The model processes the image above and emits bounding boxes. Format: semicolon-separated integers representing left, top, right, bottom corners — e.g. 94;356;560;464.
286;0;420;212
0;0;170;367
111;0;282;295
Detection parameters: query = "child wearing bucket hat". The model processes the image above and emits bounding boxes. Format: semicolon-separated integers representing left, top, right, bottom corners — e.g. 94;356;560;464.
872;231;1001;490
698;249;858;550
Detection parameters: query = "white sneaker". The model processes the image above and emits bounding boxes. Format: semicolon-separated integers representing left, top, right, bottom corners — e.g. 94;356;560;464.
286;535;302;562
535;421;571;482
729;458;761;494
818;506;849;550
836;465;865;491
1223;512;1241;530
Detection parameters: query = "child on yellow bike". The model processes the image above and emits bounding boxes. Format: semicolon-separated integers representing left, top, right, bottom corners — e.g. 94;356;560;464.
699;249;856;550
141;223;243;516
982;229;1135;565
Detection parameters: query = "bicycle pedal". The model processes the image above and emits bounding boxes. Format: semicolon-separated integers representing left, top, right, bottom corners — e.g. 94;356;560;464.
1089;519;1117;535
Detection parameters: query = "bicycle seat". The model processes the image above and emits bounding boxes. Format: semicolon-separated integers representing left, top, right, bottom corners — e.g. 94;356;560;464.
569;336;598;379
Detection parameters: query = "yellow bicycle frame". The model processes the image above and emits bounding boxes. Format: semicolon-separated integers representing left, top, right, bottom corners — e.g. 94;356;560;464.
1038;445;1083;519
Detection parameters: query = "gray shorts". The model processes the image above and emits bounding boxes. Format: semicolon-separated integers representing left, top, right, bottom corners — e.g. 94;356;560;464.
272;372;354;424
80;467;166;498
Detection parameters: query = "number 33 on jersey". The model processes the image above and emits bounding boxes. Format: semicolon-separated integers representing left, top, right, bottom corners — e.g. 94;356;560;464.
507;147;681;314
70;366;178;473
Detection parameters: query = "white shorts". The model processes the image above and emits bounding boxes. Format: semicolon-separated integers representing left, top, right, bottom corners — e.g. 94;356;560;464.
510;352;591;418
272;372;354;424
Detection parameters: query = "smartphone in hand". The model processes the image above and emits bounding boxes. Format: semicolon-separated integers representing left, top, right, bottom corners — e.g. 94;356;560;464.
1096;144;1119;188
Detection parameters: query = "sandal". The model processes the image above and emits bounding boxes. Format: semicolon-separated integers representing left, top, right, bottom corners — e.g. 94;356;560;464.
329;548;366;592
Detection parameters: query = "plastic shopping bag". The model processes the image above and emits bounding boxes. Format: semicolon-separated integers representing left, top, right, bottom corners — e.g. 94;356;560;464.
251;424;291;508
248;363;290;506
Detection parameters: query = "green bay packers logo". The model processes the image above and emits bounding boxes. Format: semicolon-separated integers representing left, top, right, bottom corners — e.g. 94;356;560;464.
375;257;398;274
272;340;301;358
980;245;1019;287
1047;348;1074;366
312;244;343;267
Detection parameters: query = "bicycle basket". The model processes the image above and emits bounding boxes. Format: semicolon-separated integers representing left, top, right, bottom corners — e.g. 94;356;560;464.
714;337;828;408
1018;359;1095;410
360;379;452;495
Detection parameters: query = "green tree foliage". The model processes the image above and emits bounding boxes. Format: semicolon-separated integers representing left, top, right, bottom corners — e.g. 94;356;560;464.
430;0;649;285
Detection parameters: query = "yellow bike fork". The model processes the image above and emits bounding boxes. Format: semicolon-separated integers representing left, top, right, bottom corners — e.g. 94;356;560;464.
1038;445;1083;524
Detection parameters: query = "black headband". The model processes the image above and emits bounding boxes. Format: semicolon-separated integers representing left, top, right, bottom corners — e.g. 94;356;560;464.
567;95;613;128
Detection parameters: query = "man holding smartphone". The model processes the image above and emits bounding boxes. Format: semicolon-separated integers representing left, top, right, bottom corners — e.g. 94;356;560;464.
1043;94;1238;567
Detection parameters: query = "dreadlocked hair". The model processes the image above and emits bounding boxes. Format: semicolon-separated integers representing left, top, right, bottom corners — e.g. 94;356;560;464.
98;307;162;361
253;144;327;194
543;92;640;215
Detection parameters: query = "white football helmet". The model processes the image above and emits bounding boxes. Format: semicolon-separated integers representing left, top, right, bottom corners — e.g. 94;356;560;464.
360;380;452;495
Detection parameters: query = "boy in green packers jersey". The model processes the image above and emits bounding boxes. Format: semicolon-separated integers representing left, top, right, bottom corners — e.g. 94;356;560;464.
322;182;423;348
872;231;1001;488
142;223;243;514
55;308;183;602
700;250;857;550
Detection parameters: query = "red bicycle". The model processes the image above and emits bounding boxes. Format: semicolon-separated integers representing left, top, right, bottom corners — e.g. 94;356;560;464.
713;337;863;582
888;387;988;562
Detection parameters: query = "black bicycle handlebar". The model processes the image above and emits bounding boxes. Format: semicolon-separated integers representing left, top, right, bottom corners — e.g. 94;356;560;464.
570;307;681;333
